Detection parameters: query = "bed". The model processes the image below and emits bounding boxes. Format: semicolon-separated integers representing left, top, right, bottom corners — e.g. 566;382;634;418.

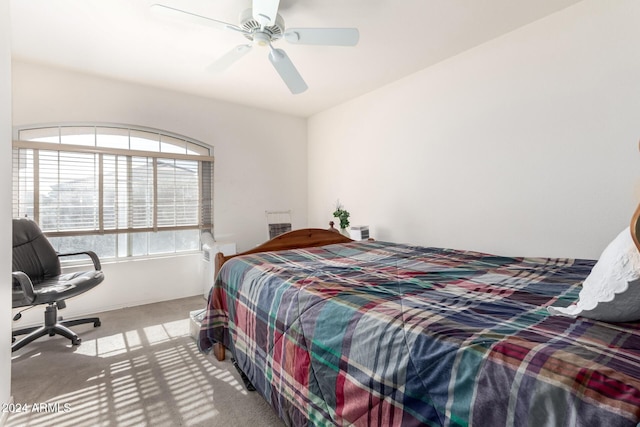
198;214;640;426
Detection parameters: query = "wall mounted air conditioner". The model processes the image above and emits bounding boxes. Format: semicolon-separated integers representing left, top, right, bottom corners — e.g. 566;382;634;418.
266;209;292;239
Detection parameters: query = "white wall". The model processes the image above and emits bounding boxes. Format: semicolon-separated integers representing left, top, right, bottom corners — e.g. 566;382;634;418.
1;0;12;417
10;61;307;325
308;0;640;260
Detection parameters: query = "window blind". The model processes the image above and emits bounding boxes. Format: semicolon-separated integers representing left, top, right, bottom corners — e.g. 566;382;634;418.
12;142;214;237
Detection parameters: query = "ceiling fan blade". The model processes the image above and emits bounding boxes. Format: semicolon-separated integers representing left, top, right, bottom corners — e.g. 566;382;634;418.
284;28;359;46
207;45;253;73
268;48;308;95
151;4;243;33
252;0;281;27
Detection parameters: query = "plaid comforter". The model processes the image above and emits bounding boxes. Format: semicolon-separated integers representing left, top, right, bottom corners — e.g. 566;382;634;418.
198;240;640;426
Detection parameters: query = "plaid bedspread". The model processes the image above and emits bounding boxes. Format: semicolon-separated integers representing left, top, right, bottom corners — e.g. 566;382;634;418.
198;240;640;426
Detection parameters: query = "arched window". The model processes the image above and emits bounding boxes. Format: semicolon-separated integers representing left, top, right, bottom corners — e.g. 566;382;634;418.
12;124;214;259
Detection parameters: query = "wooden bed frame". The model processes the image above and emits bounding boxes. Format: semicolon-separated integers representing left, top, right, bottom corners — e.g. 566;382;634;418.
212;224;352;360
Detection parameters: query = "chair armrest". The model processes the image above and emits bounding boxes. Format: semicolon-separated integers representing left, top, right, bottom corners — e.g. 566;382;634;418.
57;251;102;271
12;271;36;304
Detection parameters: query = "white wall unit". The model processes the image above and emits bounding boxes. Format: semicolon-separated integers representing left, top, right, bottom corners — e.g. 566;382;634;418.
202;242;236;299
308;0;640;260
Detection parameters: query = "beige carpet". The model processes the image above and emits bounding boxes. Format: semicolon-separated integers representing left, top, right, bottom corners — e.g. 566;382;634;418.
8;296;284;427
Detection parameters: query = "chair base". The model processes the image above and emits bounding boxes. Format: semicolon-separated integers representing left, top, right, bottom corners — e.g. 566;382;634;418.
12;303;101;352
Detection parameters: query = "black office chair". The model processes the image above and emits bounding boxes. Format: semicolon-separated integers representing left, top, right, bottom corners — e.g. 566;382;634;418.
11;217;105;352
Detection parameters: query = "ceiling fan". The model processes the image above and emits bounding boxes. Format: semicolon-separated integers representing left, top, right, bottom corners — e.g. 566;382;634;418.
151;0;359;94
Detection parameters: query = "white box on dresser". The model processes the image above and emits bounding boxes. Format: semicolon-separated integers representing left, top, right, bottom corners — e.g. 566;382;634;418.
350;225;370;241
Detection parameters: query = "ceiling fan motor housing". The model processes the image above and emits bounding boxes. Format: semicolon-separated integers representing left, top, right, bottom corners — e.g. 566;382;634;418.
240;8;285;43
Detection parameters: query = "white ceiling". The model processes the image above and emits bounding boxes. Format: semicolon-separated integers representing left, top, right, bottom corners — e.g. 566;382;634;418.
10;0;583;117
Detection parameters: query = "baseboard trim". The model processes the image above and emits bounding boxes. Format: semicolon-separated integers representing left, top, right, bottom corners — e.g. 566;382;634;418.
0;396;13;427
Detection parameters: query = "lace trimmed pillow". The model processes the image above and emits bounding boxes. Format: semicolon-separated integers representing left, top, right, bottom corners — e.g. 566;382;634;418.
548;227;640;322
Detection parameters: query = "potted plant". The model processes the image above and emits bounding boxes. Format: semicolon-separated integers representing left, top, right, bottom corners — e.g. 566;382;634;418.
333;202;350;232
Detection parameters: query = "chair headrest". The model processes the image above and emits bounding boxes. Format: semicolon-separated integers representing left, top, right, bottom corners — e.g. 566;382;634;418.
12;218;45;248
12;217;62;282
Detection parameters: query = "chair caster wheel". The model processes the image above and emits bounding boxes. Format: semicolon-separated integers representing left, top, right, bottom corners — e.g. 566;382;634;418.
94;321;101;327
72;337;81;346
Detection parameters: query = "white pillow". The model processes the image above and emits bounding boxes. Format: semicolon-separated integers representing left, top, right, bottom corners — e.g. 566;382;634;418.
547;227;640;322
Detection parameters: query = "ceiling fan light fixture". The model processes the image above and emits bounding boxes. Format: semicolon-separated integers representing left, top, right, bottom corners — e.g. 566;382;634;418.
253;32;271;47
